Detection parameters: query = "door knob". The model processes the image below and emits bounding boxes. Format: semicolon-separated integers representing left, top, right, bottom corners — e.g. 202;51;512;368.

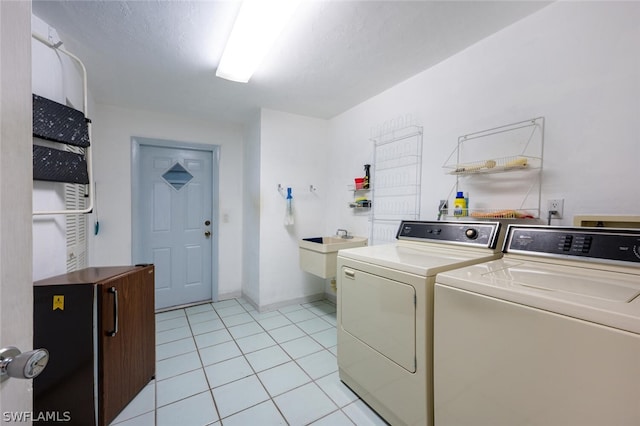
0;346;49;382
204;230;211;237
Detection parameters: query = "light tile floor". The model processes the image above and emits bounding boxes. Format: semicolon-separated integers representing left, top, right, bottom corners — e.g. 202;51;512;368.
110;298;388;426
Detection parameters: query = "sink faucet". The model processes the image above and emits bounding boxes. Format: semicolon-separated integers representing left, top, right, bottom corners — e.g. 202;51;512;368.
336;229;350;239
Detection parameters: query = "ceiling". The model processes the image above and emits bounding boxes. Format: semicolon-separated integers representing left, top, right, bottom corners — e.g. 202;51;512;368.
32;1;551;125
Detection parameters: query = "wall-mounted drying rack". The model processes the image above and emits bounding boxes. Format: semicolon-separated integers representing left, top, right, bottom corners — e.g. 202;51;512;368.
369;125;423;244
277;184;318;197
440;117;544;220
31;31;94;216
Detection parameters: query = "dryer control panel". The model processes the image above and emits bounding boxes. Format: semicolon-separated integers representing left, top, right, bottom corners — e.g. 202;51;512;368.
505;225;640;265
396;221;502;249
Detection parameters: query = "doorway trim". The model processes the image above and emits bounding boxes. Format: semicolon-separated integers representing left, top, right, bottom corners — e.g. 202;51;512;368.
131;136;220;303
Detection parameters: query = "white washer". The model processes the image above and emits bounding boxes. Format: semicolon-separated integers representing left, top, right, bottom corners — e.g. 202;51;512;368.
337;220;504;426
434;225;640;426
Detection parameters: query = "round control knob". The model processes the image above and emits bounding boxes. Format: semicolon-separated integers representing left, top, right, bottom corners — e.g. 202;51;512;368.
465;228;478;239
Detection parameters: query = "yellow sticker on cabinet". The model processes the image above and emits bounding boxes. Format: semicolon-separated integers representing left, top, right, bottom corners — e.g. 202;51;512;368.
53;295;64;311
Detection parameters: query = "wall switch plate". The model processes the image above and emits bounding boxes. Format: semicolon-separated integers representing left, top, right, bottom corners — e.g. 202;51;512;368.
548;199;564;219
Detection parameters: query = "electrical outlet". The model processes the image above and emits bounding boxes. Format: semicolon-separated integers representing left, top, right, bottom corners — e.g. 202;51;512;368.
438;200;448;219
547;198;564;219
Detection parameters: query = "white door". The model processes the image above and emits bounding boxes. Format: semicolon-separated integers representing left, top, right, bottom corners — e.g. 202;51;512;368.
134;142;216;310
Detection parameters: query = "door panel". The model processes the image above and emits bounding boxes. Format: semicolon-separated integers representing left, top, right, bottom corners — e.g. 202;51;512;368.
33;284;95;424
186;184;203;229
138;144;213;309
186;246;202;284
152;248;171;290
340;266;416;372
153;182;171;231
100;266;155;426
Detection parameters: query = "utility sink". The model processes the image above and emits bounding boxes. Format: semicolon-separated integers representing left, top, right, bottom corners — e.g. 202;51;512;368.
299;236;368;278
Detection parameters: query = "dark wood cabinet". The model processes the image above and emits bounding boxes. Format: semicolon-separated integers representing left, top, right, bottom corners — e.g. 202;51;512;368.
34;265;155;426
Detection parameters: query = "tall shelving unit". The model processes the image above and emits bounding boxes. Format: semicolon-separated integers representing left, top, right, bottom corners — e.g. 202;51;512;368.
370;125;423;244
441;117;544;219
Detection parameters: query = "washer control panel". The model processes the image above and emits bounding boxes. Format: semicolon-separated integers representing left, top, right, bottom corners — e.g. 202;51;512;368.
396;221;502;248
506;225;640;264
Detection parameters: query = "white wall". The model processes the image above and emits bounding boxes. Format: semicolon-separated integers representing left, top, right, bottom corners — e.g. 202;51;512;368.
90;104;244;298
242;110;261;305
326;1;640;233
253;109;329;309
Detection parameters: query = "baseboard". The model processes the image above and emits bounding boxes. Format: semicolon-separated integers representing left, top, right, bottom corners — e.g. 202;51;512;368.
155;300;212;313
216;290;242;302
239;293;259;311
324;291;337;304
251;292;326;313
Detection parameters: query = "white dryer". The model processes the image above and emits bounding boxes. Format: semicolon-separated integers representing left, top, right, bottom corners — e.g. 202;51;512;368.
337;220;504;426
434;225;640;426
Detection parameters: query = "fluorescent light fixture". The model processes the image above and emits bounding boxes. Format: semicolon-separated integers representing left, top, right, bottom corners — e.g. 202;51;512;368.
216;0;301;83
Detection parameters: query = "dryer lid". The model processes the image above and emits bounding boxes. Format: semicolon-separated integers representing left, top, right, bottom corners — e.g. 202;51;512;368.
338;242;501;277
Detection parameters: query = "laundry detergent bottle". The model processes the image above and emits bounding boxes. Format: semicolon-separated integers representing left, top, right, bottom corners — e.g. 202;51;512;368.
453;191;467;217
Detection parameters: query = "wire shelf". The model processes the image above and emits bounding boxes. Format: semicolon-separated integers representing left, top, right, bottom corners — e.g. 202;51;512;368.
444;155;541;175
440;208;539;220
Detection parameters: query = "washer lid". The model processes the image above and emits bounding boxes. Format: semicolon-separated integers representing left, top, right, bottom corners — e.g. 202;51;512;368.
436;259;640;334
489;264;640;302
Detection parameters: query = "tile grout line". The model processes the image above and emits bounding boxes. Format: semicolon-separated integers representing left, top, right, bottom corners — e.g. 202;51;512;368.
200;299;282;423
218;299;300;424
152;298;348;425
216;300;275;423
210;299;337;424
116;299;350;425
185;302;223;424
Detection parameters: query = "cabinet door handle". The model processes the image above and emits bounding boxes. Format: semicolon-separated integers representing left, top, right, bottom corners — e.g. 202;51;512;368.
108;287;118;337
344;269;356;279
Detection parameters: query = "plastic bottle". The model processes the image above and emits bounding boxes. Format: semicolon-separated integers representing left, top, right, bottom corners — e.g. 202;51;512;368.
464;192;469;216
363;164;371;189
454;191;467;217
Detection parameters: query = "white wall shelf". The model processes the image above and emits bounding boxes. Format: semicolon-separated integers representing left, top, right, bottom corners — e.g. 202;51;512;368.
347;185;372;193
348;202;372;209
